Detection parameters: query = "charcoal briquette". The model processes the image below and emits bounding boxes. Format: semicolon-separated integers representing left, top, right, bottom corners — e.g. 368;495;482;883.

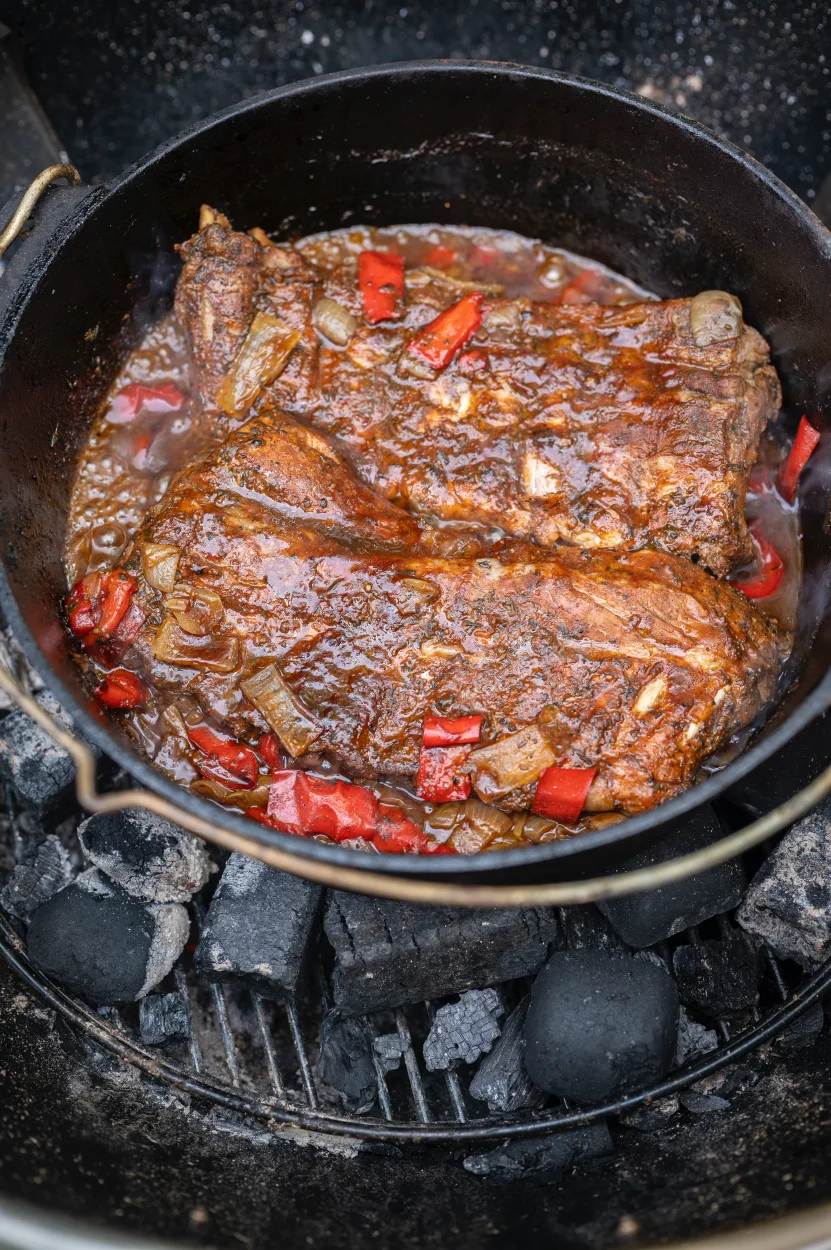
672;927;760;1016
318;1008;377;1113
738;798;831;968
468;996;546;1114
423;988;504;1071
597;806;745;948
524;950;679;1104
775;1002;825;1051
79;809;211;903
139;991;191;1045
463;1122;614;1185
558;905;628;952
195;853;322;1000
0;835;73;920
324;892;560;1014
0;691;99;815
27;869;189;1003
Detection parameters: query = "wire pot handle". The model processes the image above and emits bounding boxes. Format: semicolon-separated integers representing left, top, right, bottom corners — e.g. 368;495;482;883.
0;662;828;907
0;164;83;259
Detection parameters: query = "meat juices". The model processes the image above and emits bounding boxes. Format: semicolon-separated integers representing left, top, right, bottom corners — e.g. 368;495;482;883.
64;217;800;852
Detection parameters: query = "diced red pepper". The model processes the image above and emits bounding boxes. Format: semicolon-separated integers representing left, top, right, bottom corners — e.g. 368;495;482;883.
66;569;137;648
247;807;284;829
408;292;484;372
735;522;785;600
425;244;456;268
457;348;488;374
416;745;472;802
559;269;607;304
373;803;429;853
532;765;598;825
422;842;459;855
267;770;379;841
422;714;483;748
358;250;404;324
96;668;147;710
109;381;185;424
188;725;260;790
778;416;821;504
258;733;284;772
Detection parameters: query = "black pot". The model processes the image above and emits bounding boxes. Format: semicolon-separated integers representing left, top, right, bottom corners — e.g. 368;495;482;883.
1;60;830;888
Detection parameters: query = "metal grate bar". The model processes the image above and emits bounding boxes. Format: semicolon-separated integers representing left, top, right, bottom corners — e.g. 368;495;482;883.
252;992;285;1099
425;1002;466;1122
395;1008;431;1124
173;963;202;1074
4;782;23;862
211;981;241;1087
285;998;318;1108
372;1053;394;1120
765;946;790;1003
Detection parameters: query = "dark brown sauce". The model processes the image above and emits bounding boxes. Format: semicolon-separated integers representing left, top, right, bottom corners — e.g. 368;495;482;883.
64;224;802;854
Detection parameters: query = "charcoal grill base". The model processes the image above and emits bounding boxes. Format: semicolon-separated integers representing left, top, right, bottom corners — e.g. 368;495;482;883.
2;958;831;1249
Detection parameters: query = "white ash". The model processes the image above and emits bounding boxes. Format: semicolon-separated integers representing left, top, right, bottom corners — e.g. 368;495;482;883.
0;628;44;709
675;1008;718;1067
0;835;74;920
738;799;831;968
78;810;211;903
423;988;504;1071
140;902;190;998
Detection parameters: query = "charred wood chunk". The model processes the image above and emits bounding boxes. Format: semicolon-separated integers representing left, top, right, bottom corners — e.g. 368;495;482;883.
558;905;628;952
0;834;73;920
423;989;504;1071
671;927;760;1017
597;806;745;948
619;1095;680;1133
463;1122;614;1185
318;1008;377;1113
27;869;188;1004
79;810;211;903
195;852;322;1000
737;798;831;968
373;1032;407;1074
139;991;191;1045
524;951;679;1103
674;1007;718;1067
468;996;546;1114
0;691;100;815
324;892;560;1015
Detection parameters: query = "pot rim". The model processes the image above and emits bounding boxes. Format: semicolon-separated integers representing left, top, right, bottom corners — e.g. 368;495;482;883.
2;58;831;880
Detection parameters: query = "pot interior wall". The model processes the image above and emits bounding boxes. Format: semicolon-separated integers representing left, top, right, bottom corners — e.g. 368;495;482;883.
1;64;830;870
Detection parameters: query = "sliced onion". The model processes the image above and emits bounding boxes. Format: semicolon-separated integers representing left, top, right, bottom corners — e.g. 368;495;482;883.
240;662;320;757
191;777;273;809
312;297;357;346
448;797;513;854
142;542;180;592
165;583;224;635
151;617;240;673
216;311;300;415
521;814;569;843
467;724;557;802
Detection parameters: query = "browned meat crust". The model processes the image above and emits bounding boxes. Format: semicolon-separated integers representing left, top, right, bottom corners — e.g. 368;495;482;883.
126;413;784;816
173;216;781;575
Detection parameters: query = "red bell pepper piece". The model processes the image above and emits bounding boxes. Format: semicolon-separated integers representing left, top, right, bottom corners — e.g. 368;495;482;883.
778;416;821;504
559;269;605;304
373;803;429;853
358;250;404;324
425;244;456;268
96;668;147;710
422;714;482;748
109;381;185;424
457;348;488;374
416;745;472;802
258;733;284;772
66;569;137;648
408;292;484;371
247;807;284;829
188;725;260;790
532;765;598;825
735;522;785;600
422;842;459;855
267;770;379;841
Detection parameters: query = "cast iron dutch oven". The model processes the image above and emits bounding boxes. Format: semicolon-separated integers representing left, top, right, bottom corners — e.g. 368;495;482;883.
0;61;830;895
